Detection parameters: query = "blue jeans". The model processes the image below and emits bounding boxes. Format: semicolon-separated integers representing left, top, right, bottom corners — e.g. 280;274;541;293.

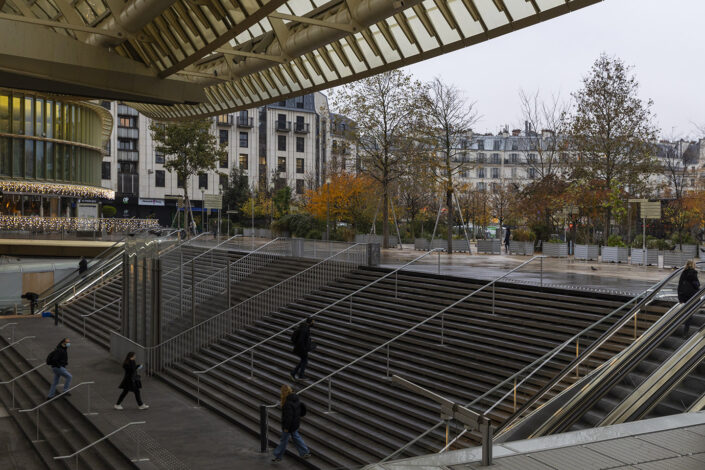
48;367;72;397
273;429;309;459
292;352;308;378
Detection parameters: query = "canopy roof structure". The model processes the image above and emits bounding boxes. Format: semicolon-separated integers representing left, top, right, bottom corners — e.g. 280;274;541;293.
0;0;602;120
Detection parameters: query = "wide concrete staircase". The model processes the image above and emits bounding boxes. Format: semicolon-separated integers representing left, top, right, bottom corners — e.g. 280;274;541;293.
0;336;137;469
157;266;670;469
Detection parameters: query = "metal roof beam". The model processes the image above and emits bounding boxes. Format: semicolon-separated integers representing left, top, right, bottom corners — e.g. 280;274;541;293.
215;47;287;64
0;12;123;37
268;11;356;34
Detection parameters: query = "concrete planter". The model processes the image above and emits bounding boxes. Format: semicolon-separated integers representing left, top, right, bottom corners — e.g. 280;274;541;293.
663;250;691;268
543;242;568;257
414;238;429;251
630;248;659;266
450;239;472;253
430;239;449;251
511;241;535;256
677;244;698;257
355;234;399;246
477;239;501;254
601;246;628;263
243;228;272;238
574;244;599;261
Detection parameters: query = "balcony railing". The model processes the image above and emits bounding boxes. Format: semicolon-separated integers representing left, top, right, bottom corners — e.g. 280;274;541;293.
293;122;309;134
118;174;138;195
117;150;138;162
216;115;232;126
236;117;253;128
117;105;138;116
117;127;139;139
275;120;291;132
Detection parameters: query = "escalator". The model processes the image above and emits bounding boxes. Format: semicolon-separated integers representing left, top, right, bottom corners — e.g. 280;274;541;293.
529;287;705;437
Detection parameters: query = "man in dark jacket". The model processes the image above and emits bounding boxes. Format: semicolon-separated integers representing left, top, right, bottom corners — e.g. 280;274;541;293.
78;257;88;275
504;227;511;254
290;317;314;381
678;259;700;336
47;338;72;399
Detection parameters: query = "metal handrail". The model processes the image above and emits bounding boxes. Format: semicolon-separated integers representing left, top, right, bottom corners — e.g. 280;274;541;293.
54;421;146;465
0;363;46;409
259;256;548;420
0;336;35;353
382;262;689;460
162;234;243;279
62;262;123;306
19;381;95;413
0;322;17;342
192;249;445;380
79;298;122;338
161;236;286;307
144;242;367;372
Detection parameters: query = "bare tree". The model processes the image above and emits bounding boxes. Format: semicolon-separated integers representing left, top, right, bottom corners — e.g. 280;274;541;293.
489;182;515;233
660;139;700;245
332;70;425;247
423;77;479;253
519;89;567;180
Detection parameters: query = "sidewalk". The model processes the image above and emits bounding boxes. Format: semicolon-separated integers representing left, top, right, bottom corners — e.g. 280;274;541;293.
4;317;307;470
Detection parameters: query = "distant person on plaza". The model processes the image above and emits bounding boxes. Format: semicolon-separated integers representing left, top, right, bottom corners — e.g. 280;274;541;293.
21;292;39;315
677;259;700;336
78;256;88;275
290;317;315;381
114;351;149;410
272;384;311;462
46;338;71;399
504;227;511;254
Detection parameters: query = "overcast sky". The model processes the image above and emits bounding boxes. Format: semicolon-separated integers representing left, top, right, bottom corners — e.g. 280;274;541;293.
402;0;704;140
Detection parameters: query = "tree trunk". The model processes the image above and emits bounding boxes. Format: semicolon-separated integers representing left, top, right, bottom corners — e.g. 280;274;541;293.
382;184;390;248
183;184;193;239
446;188;453;254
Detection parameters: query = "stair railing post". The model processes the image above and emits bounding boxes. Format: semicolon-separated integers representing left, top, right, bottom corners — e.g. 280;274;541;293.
481;416;493;466
191;261;196;327
35;409;40;441
327;378;333;413
11;381;16;409
633;311;637;339
438;250;441;275
250;349;254;379
259;405;268;452
395;272;398;299
513;378;517;412
540;257;543;287
227;261;231;308
575;338;580;378
386;343;390;377
349;295;353;323
179;249;183;318
492;284;495;315
196;375;201;405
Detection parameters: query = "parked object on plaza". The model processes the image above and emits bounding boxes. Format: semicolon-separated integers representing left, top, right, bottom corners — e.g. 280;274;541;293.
46;338;72;399
477;239;501;254
664;250;693;268
574;244;599;261
677;259;700;336
601;246;629;263
272;385;311;462
291;317;315;381
114;351;148;410
510;241;535;256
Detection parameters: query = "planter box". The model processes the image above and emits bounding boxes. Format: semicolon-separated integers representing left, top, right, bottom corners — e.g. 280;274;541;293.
630;248;659;266
477;239;501;254
355;234;399;246
663;250;691;268
543;242;568;257
677;244;698;257
430;239;449;251
601;246;628;263
414;238;429;251
450;239;472;253
574;244;599;261
510;241;535;256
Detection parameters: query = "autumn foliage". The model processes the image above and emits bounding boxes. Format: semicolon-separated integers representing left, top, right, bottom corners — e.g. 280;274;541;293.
304;173;378;229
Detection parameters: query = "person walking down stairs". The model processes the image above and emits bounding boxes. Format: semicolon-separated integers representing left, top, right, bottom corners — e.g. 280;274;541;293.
272;385;311;462
46;338;72;399
678;259;700;337
114;352;149;410
290;317;316;381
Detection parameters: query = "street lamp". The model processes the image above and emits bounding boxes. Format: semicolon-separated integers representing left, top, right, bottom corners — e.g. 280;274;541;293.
199;186;205;233
325;177;331;241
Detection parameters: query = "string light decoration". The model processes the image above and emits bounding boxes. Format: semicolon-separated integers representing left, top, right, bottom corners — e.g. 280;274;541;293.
0;181;115;199
0;216;159;232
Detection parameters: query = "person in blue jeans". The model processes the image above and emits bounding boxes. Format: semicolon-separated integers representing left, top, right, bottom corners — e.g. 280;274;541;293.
272;385;311;462
47;338;72;399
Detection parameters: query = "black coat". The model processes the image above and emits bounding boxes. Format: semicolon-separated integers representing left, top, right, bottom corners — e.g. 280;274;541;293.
292;324;312;356
281;393;304;432
49;342;68;368
118;360;142;391
678;268;700;303
78;259;88;274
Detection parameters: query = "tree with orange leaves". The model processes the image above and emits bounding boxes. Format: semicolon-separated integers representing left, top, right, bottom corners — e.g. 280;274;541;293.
304;173;377;232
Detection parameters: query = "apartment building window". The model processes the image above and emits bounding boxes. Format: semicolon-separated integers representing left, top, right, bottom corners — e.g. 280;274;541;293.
119;116;136;127
493;140;501;150
278;135;286;151
278;100;286;106
239;154;248;170
491;167;499;179
477;153;486;163
477;182;486;191
177;174;184;188
198;173;208;189
219;129;228;145
117;139;136;150
219;173;228;188
101;161;110;180
528;168;536;179
511;167;518;178
527;153;536;163
239;132;248;147
296;158;304;174
460;170;468;178
155;150;165;164
278;157;286;173
510;153;518;163
491;153;500;164
296;179;305;195
477;140;484;150
219;153;228;169
511;141;518;151
296;137;304;152
216;114;230;125
296;97;304;109
477;168;485;178
155;170;165;187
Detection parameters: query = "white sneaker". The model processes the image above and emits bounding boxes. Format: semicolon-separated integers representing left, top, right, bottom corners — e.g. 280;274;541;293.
113;404;123;410
138;404;149;410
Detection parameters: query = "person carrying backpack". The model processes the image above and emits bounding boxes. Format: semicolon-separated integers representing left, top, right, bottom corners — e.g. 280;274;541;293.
290;317;315;381
46;338;71;399
272;384;311;462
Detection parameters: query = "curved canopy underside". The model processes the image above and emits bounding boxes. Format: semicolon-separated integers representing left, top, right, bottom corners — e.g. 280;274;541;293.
0;0;602;120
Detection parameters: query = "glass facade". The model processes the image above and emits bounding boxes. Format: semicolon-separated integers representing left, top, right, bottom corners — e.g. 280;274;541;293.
0;89;103;186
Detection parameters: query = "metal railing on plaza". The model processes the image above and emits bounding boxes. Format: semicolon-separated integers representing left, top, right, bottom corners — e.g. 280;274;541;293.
19;382;95;442
53;421;147;468
378;262;689;463
0;363;46;409
138;242;369;374
79;298;122;339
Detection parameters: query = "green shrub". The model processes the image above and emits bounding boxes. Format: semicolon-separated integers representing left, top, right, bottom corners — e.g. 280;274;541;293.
606;234;626;247
334;226;356;242
272;213;325;238
545;235;564;244
671;232;697;245
101;205;116;218
513;228;536;242
631;235;665;250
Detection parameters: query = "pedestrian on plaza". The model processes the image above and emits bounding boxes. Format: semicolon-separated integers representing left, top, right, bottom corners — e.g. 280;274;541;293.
78;256;88;275
290;317;315;381
46;338;72;399
272;384;311;462
114;351;149;410
677;259;700;336
504;226;511;254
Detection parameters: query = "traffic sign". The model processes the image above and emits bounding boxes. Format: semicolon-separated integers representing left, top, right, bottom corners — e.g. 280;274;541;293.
640;201;661;219
203;194;223;209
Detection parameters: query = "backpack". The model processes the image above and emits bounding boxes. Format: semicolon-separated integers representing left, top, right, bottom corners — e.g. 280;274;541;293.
46;350;57;367
290;327;300;345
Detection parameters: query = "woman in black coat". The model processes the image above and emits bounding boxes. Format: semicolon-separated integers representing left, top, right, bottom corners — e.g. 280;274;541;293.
678;259;700;336
114;352;149;410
